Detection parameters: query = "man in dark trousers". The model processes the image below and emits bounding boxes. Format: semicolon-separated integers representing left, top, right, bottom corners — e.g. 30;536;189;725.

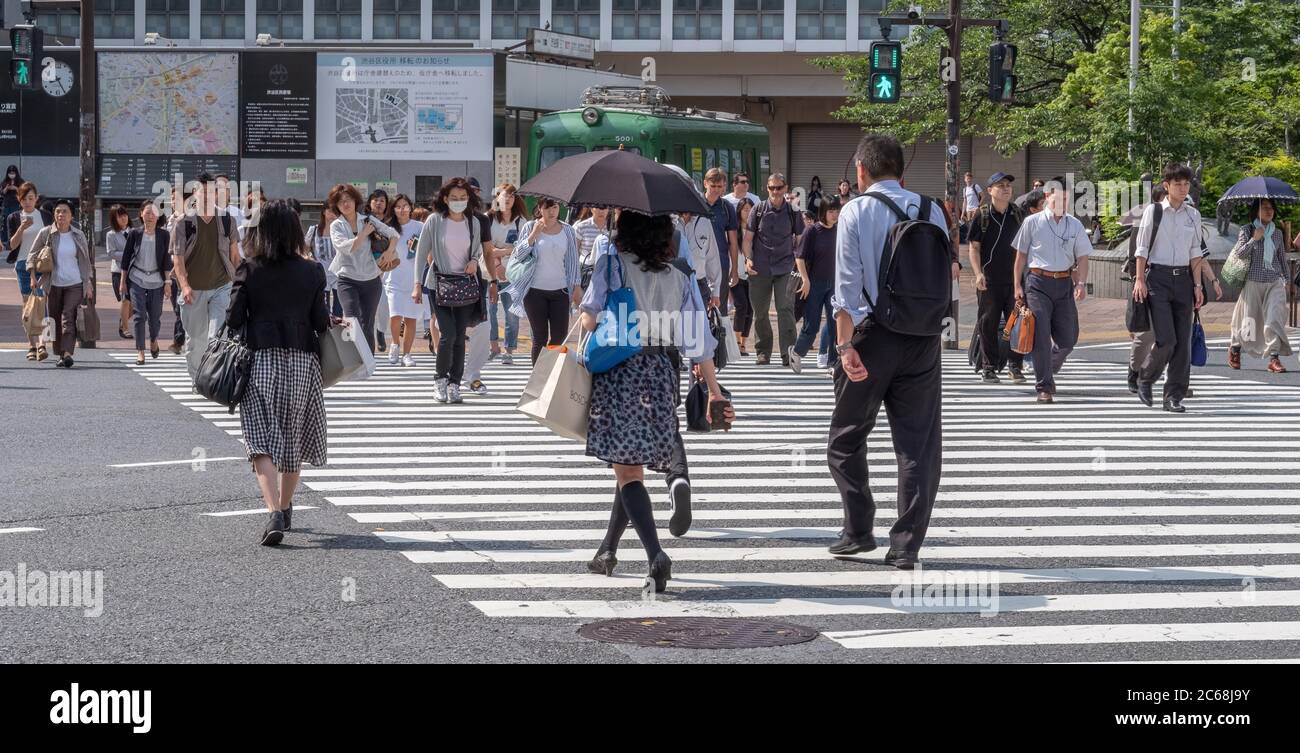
968;172;1026;384
1132;163;1206;413
742;172;804;365
826;134;949;570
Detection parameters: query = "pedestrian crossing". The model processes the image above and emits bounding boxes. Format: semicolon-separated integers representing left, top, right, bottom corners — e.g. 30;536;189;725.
112;348;1300;662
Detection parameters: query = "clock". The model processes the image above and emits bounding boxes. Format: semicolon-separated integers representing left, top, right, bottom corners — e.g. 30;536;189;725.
41;59;74;97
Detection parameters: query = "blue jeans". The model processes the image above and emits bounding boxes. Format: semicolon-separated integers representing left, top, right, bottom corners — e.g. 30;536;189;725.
489;288;518;350
794;277;836;365
15;259;39;297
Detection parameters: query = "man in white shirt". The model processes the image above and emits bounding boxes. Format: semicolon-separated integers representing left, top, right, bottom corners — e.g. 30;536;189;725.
1131;163;1206;413
678;212;722;309
723;171;763;210
1012;176;1093;403
962;171;983;221
827;134;950;569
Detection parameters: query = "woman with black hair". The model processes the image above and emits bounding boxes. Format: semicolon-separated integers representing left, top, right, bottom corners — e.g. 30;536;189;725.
32;199;93;368
383;194;424;366
328;183;399;355
806;175;825;217
1229;198;1292;373
1;164;23;228
507;197;582;364
226;199;330;547
367;189;393;351
789;195;841;374
119;200;172;365
414;177;491;403
578;210;735;591
105;204;133;339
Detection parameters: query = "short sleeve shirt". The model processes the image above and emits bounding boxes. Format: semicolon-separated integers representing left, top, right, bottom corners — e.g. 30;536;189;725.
1011;209;1092;272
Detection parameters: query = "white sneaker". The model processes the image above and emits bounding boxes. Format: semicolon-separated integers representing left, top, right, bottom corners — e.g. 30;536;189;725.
788;346;802;374
448;382;463;403
401;353;417;367
433;378;449;403
816;353;829;369
387;344;400;365
501;351;514;365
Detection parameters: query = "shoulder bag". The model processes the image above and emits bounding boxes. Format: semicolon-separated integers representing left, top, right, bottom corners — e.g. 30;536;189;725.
194;325;254;414
581;252;641;374
29;229;55;274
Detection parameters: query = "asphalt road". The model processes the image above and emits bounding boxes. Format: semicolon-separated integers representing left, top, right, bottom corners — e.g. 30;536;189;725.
2;333;1299;663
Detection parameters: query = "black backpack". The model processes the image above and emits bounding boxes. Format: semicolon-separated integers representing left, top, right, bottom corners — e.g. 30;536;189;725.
860;192;953;336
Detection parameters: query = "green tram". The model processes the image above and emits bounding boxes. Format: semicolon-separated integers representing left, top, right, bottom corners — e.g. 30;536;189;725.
524;86;771;190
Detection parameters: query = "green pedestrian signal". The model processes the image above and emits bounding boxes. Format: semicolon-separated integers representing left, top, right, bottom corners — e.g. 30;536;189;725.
868;40;902;104
9;25;42;91
11;59;31;88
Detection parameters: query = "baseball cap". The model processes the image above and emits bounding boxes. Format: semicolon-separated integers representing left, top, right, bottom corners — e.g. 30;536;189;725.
986;172;1015;188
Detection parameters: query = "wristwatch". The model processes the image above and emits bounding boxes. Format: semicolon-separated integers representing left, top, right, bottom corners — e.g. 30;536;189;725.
835;342;855;354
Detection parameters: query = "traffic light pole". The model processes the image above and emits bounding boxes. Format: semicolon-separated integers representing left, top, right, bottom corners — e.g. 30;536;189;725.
78;0;96;243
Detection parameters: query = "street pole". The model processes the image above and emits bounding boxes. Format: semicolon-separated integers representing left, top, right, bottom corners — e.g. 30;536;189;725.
944;0;962;350
78;0;95;243
1128;0;1139;163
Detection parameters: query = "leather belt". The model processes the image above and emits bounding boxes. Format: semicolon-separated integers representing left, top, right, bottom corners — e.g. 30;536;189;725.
1029;268;1072;279
1149;264;1189;276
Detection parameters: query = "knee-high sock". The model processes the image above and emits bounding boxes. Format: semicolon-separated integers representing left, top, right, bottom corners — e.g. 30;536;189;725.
598;485;628;555
618;480;662;561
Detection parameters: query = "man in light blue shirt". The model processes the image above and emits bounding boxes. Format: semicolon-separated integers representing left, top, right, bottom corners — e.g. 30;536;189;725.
826;134;950;570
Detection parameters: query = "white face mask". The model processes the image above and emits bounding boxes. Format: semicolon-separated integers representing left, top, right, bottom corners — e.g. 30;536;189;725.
449;200;469;214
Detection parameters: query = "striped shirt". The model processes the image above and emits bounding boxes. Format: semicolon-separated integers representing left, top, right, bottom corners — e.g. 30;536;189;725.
572;217;607;267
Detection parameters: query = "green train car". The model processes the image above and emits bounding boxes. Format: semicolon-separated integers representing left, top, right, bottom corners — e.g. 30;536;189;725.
525;86;771;189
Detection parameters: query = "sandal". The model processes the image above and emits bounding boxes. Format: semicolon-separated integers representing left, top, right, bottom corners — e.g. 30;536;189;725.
135;353;146;366
26;347;36;361
36;345;48;362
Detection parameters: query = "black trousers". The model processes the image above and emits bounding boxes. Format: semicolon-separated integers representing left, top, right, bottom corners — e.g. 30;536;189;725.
169;279;185;344
827;325;943;554
524;288;569;364
1138;266;1195;401
337;276;383;354
975;282;1023;370
730;279;753;336
432;302;475;383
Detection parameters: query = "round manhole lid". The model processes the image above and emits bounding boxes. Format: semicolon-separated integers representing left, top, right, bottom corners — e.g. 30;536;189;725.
578;617;818;650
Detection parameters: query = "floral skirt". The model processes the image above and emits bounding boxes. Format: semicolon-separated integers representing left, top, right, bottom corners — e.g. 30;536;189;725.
585;351;678;470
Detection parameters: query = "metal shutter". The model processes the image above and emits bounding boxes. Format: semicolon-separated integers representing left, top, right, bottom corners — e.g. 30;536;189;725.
900;138;971;200
788;124;864;196
1027;145;1087;186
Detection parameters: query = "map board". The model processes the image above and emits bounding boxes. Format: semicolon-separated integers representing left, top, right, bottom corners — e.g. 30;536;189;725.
98;52;240;155
315;53;492;161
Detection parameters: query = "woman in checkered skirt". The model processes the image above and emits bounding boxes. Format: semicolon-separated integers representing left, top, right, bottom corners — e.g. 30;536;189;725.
226;199;331;546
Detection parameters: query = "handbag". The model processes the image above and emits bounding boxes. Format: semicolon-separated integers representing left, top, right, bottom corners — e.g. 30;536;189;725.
710;307;729;371
717;313;742;364
1125;294;1151;333
434;272;480;307
516;323;591;441
686;381;732;433
29;232;54;274
76;301;101;346
582;252;641;374
1191;312;1208;367
505;250;536;287
1003;303;1035;355
193;325;254;414
789;272;807;324
21;293;46;337
318;319;368;388
1221;252;1248;289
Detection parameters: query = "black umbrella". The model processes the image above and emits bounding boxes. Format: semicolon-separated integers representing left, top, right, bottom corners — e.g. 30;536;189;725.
517;149;710;216
1216;176;1300;208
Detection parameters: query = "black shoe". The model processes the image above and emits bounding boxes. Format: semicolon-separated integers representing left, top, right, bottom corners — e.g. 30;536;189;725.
1136;382;1153;407
1127;370;1139;394
1008;367;1026;384
587;551;617;576
1163;397;1186;413
261;511;286;546
283;504;292;531
668;478;692;537
828;533;878;556
1184;387;1194;398
981;369;999;384
647;551;672;593
884;549;918;570
755;354;770;365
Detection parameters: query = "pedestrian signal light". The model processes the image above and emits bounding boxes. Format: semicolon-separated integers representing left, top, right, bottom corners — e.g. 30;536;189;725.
989;42;1017;103
869;41;902;104
10;58;31;88
9;25;41;91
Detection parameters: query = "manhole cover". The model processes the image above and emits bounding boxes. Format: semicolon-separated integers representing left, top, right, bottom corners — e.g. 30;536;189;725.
578;617;818;649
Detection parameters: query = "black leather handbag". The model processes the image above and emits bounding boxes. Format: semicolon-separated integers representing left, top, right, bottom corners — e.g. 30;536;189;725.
710;308;729;371
686;381;731;433
434;272;481;307
194;326;254;414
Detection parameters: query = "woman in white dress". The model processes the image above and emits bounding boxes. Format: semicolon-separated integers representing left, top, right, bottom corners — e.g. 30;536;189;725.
383;194;425;366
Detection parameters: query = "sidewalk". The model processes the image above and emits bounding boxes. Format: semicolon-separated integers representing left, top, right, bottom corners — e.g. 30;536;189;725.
0;258;1258;350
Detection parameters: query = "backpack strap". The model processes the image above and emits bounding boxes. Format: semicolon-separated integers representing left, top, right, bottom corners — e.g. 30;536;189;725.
861;191;910;223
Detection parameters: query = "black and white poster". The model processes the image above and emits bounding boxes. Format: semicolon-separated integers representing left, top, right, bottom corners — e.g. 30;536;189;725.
241;51;315;158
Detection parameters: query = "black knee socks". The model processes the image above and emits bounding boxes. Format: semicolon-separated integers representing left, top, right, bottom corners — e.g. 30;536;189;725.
598;485;628;555
618;481;662;561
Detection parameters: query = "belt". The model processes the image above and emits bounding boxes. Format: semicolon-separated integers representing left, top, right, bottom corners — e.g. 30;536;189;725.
1029;268;1072;279
1148;264;1190;276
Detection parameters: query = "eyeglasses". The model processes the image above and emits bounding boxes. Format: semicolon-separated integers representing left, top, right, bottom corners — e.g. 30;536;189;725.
768;185;786;192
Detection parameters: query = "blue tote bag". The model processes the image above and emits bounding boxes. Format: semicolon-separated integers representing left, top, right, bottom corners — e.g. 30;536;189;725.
582;251;641;374
1190;312;1207;367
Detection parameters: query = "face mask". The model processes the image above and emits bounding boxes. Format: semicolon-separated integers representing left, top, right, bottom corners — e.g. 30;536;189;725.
449;200;469;214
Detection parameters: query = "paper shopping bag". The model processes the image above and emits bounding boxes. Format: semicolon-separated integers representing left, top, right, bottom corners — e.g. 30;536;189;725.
516;344;592;441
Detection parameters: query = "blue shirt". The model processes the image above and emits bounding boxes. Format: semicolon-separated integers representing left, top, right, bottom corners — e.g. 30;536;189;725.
703;196;738;274
832;179;950;326
593;233;695;272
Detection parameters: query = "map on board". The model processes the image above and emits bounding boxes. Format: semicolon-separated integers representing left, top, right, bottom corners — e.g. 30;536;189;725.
98;52;239;155
416;105;463;135
335;88;410;145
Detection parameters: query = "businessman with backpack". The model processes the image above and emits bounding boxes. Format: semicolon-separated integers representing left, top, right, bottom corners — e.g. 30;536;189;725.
170;172;242;380
826;134;952;570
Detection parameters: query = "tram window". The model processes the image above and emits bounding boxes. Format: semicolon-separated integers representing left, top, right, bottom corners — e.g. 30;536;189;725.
719;149;729;175
732;150;742;176
593;145;641;155
705;148;716;169
539;145;585;171
673;144;686;171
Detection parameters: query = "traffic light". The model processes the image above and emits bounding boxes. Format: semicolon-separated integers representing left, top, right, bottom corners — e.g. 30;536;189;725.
989;41;1017;103
868;40;902;104
10;24;41;90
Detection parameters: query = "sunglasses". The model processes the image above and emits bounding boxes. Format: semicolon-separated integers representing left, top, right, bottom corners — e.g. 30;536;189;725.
768;185;786;192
